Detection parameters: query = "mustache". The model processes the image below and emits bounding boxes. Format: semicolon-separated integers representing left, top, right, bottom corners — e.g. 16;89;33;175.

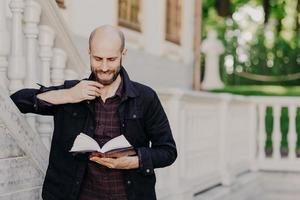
94;69;115;74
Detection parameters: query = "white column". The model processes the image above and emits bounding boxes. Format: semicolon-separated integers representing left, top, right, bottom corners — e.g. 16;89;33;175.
51;48;67;85
8;0;25;94
37;25;55;150
143;0;164;55
258;104;266;162
181;0;195;64
24;0;41;131
273;105;281;159
288;105;297;159
0;0;10;91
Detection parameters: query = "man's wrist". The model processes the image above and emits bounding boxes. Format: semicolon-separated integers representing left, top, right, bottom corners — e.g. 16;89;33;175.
64;88;76;103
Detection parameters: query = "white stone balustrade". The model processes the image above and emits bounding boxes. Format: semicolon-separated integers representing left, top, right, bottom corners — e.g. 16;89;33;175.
37;25;55;150
0;0;10;91
251;96;300;171
157;89;255;200
8;0;25;94
51;48;67;85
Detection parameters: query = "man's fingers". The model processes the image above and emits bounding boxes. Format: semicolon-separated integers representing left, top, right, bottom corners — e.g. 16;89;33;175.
90;157;115;168
86;81;104;89
91;157;114;164
86;95;97;100
87;90;99;97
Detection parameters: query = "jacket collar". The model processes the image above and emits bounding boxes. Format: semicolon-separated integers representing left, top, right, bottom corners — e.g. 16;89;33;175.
87;66;139;99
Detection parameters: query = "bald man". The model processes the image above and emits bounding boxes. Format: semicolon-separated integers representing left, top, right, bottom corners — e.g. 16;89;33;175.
11;25;177;200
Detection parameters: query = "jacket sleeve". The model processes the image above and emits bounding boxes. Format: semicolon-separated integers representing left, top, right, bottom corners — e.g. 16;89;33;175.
137;91;177;176
10;80;79;116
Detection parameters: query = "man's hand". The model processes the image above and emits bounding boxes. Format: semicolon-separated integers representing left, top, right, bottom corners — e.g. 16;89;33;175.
68;80;103;103
89;155;139;170
37;80;103;105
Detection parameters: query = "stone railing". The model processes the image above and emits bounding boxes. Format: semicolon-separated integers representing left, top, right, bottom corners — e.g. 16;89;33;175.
0;0;87;149
156;89;256;200
155;90;300;200
251;96;300;172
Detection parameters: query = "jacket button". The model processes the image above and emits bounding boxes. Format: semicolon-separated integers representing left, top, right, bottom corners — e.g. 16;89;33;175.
122;123;125;127
146;169;150;173
127;180;131;185
76;180;80;185
133;114;136;118
73;112;78;116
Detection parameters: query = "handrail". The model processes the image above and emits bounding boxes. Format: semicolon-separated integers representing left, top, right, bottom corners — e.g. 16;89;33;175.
36;0;86;76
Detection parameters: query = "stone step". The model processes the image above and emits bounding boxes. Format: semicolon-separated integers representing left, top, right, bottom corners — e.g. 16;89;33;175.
0;187;41;200
0;156;43;198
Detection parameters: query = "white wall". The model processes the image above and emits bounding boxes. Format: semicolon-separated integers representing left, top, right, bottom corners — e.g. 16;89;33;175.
64;0;118;38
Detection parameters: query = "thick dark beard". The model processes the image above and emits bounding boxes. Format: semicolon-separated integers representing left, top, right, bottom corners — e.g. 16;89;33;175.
92;58;122;85
97;67;120;85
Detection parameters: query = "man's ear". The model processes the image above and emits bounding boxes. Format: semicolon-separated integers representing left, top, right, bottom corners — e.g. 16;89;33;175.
122;48;127;56
88;48;91;55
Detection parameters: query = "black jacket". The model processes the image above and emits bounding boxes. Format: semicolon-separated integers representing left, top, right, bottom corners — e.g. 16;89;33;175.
10;67;177;200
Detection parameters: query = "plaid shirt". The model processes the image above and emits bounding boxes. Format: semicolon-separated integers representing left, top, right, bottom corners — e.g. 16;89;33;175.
79;79;127;200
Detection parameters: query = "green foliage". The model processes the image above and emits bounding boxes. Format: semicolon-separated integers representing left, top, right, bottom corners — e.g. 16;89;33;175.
202;0;300;85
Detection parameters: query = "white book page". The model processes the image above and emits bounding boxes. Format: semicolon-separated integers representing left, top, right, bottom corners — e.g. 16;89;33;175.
69;133;132;153
69;133;100;152
101;135;132;153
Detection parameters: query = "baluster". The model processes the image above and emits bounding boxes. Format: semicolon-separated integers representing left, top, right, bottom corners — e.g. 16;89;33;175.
24;0;41;88
65;68;79;80
273;105;281;159
37;25;55;149
0;0;10;91
8;0;25;94
288;105;296;159
24;0;41;131
51;48;67;85
258;104;266;161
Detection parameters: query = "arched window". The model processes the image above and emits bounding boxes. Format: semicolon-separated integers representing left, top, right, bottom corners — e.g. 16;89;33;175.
118;0;141;31
165;0;182;44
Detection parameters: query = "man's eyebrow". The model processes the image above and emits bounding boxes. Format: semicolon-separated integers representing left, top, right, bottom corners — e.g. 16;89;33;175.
93;55;118;59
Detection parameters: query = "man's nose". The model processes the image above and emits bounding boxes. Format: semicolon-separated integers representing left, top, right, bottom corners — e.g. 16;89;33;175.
100;60;108;71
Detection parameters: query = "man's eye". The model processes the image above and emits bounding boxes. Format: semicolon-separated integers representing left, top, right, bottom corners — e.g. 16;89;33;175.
95;58;102;61
109;58;116;61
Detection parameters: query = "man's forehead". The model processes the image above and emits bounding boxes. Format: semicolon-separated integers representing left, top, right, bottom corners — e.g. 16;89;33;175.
91;35;122;52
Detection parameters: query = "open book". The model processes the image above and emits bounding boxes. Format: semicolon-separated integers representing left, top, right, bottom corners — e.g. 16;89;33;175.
70;133;136;158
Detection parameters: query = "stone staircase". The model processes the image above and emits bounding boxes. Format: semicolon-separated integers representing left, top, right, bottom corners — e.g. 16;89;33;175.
0;0;88;199
0;88;48;199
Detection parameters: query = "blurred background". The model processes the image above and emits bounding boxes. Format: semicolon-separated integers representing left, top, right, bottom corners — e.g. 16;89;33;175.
0;0;299;200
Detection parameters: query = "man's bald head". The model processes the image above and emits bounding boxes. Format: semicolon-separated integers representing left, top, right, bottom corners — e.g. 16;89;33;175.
88;25;125;52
